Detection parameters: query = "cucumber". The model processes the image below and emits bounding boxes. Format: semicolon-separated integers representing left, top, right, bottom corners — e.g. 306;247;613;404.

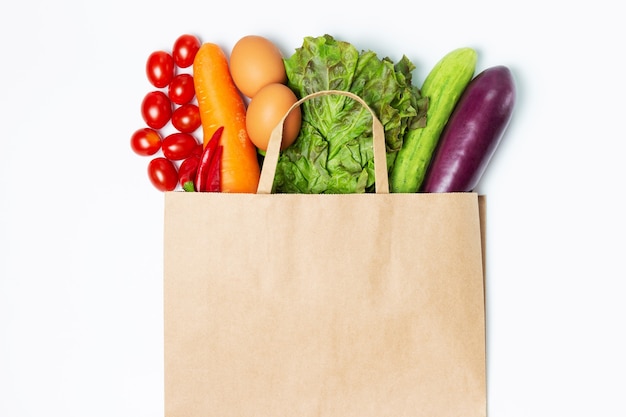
389;47;477;193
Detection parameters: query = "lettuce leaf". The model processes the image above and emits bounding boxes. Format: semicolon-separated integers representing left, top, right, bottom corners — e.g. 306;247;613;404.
273;34;427;194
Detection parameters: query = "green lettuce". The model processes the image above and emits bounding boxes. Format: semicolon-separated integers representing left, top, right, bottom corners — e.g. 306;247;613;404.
273;34;427;194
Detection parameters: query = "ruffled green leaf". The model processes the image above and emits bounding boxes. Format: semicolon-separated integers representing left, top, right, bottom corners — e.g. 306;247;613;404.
275;34;427;194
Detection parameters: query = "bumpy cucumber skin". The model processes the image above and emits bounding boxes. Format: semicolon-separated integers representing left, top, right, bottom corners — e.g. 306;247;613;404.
422;65;516;192
390;47;477;193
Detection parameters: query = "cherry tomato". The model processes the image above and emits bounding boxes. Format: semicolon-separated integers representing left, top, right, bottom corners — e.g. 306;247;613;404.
191;142;203;158
146;50;175;88
172;34;201;68
171;103;201;133
162;132;199;160
168;73;196;105
130;127;162;156
148;157;178;191
141;91;172;129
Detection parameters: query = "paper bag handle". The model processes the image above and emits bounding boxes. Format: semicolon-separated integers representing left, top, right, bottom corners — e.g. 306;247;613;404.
256;90;389;194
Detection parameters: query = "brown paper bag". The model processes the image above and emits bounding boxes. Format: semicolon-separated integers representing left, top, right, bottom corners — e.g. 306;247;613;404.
164;91;487;417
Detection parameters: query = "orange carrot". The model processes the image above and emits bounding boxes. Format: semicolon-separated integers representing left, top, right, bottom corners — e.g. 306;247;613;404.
193;42;260;193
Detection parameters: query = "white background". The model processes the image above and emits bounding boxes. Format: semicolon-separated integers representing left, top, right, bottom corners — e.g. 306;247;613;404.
1;1;624;416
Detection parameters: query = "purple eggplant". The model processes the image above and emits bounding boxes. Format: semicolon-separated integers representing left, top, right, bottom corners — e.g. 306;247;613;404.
421;65;516;192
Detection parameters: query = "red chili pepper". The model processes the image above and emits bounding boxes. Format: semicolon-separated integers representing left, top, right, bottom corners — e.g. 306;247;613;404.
205;145;223;192
178;155;200;191
195;126;224;192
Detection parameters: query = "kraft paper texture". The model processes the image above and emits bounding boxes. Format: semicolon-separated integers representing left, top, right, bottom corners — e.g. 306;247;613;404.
163;90;486;416
164;192;486;417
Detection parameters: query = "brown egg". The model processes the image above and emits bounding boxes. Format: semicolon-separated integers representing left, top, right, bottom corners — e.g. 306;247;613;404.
246;83;301;151
230;35;287;98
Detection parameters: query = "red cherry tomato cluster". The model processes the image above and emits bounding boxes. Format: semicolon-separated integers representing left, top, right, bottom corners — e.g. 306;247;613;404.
130;34;203;191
